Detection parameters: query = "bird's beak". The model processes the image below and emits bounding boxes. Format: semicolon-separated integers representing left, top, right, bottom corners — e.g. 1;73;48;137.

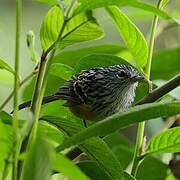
131;75;144;82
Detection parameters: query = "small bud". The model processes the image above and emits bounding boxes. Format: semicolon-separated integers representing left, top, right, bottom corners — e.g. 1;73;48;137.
26;30;34;48
26;30;39;62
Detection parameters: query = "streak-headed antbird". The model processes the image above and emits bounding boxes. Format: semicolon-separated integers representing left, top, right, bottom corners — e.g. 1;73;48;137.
17;64;144;127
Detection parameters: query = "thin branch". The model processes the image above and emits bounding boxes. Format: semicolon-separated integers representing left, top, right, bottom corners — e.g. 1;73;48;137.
137;74;180;105
0;71;37;111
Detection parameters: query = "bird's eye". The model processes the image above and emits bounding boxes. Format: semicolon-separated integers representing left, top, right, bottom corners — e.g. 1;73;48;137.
116;71;126;79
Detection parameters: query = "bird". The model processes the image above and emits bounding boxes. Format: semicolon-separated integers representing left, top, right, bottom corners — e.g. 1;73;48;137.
17;64;144;127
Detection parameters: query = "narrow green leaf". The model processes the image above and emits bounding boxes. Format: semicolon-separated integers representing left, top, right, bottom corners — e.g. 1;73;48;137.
59;11;104;50
40;6;64;52
74;54;131;73
144;127;180;156
52;153;89;180
51;101;180;151
40;117;125;180
50;63;74;80
77;161;110;180
106;6;148;68
22;136;52;180
151;48;180;80
78;161;136;180
0;59;14;74
74;0;171;19
53;44;126;67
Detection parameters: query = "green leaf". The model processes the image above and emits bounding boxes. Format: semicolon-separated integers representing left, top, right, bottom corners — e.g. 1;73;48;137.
40;6;64;52
50;63;74;80
38;121;65;145
136;156;168;180
40;7;104;52
0;59;14;74
151;48;180;80
35;0;58;6
77;161;136;180
52;153;89;180
40;117;125;180
53;44;126;67
22;74;65;101
104;132;134;168
77;161;110;180
144;127;180;156
52;101;180;151
22;136;52;180
74;0;171;20
0;119;13;173
59;11;104;50
74;54;131;73
106;6;148;68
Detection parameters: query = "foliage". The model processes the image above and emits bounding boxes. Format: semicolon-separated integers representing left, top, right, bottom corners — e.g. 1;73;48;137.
0;0;180;179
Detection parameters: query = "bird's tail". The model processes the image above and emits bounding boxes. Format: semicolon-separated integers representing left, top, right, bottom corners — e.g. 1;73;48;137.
12;94;60;113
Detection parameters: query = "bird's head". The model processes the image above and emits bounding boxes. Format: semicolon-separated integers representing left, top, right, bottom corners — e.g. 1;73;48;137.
112;64;144;84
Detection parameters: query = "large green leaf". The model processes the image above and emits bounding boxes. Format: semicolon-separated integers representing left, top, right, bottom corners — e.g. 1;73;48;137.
144;127;180;156
22;136;52;180
50;63;74;80
53;44;126;67
136;156;168;180
59;11;104;50
53;153;89;180
74;54;131;73
40;6;64;52
106;6;148;68
51;101;180;151
151;48;180;80
40;6;104;52
73;0;170;19
0;58;14;74
40;117;125;180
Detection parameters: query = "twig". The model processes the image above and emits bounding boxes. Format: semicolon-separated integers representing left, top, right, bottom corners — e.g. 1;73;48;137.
0;71;37;111
137;74;180;105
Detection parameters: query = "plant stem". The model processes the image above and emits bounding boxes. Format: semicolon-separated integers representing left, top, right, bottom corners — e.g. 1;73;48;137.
29;0;76;145
0;71;37;111
131;0;163;176
12;0;21;179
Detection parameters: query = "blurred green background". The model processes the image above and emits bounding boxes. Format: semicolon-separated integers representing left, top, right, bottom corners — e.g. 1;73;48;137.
0;0;180;141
